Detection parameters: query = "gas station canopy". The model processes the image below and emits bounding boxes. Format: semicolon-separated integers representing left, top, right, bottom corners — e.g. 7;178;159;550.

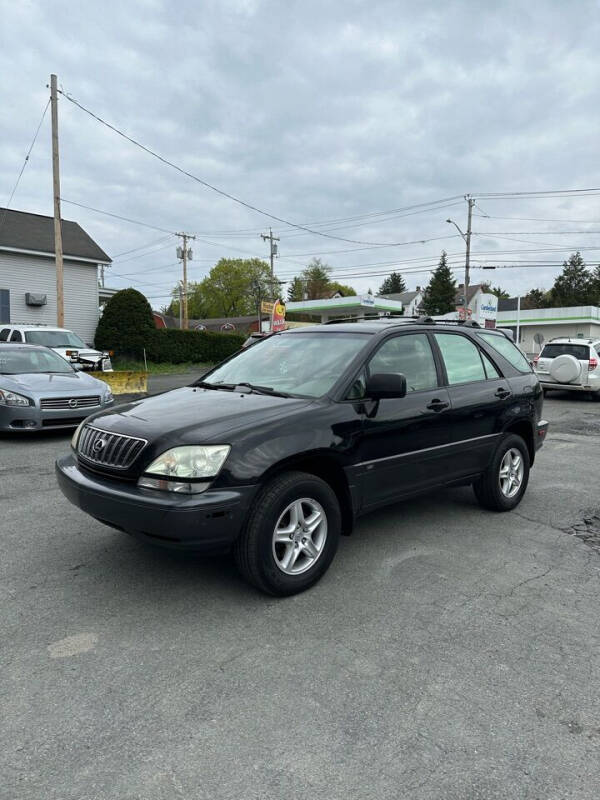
286;295;404;324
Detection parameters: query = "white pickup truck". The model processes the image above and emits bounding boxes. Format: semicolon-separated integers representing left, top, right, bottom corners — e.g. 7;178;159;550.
0;324;113;371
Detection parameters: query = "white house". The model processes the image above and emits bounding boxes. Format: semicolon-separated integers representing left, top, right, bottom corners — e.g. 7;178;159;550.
0;207;111;344
378;288;424;316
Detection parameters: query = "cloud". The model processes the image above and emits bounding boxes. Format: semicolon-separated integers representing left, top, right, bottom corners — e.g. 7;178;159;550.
1;0;599;304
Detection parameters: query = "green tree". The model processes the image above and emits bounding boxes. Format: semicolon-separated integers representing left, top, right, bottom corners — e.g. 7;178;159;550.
521;288;548;310
378;272;406;295
168;258;275;319
287;276;305;302
481;282;510;299
589;265;600;305
421;251;457;315
95;288;155;357
548;252;593;307
328;281;357;297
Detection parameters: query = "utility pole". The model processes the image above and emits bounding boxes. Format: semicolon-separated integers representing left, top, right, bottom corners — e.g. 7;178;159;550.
176;232;195;329
50;74;64;327
464;195;474;315
178;281;184;330
260;228;280;278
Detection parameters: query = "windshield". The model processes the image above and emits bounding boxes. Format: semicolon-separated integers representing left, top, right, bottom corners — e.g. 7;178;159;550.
24;330;87;348
0;348;74;374
203;331;371;398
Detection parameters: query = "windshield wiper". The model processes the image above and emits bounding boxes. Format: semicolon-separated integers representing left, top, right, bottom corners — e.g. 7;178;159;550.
193;381;235;391
233;382;292;398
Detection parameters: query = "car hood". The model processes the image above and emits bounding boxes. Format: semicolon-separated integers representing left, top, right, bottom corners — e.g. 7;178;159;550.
87;386;314;442
0;371;109;395
52;347;103;360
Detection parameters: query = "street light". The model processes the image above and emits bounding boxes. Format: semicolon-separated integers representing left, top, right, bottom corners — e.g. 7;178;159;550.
446;218;467;243
446;209;473;317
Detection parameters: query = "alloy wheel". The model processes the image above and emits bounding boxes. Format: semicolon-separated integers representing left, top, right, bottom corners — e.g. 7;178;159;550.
499;448;524;498
272;497;328;575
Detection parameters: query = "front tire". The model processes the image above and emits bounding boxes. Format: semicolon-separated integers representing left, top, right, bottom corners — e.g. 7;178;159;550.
473;433;530;512
233;471;341;596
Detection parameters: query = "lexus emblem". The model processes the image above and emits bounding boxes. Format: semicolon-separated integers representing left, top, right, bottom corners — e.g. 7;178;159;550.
68;398;78;409
93;438;106;452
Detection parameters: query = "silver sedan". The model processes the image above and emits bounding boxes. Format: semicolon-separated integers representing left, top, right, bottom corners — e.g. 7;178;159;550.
0;344;114;432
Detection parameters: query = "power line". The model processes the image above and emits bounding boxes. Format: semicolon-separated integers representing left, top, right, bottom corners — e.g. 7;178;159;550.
58;88;463;247
112;234;174;258
474;214;600;224
0;97;50;231
474;187;600;198
61;198;176;234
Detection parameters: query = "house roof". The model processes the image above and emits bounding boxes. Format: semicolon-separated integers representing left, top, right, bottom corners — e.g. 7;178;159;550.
0;207;111;263
378;290;422;304
455;284;483;304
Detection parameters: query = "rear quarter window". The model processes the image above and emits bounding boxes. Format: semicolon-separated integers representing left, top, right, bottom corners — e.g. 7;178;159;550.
540;343;590;360
477;332;531;373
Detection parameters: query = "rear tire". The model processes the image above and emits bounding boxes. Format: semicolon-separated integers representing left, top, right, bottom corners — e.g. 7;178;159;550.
233;471;341;596
473;434;530;512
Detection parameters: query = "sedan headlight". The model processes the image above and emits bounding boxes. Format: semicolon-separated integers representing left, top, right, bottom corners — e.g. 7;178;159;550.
71;420;85;450
137;445;231;494
103;391;114;404
0;389;31;407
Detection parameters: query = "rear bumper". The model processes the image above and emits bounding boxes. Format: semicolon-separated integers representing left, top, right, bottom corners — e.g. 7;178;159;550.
55;453;257;552
540;380;599;393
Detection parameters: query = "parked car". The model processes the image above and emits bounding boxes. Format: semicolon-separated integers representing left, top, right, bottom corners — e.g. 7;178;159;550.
533;337;600;398
0;344;114;431
0;324;113;371
56;318;548;596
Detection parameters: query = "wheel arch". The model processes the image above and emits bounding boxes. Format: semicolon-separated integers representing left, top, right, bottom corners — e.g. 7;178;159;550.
502;418;535;465
259;451;355;536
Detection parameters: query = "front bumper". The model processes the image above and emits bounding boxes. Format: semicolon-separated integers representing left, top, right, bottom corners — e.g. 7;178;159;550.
536;419;549;450
0;401;112;432
55;453;257;552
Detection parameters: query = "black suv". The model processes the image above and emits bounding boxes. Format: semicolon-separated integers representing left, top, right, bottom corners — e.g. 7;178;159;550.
56;318;548;596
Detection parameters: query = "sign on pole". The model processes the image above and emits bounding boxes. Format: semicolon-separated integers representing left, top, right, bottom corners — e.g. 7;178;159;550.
261;300;274;314
271;299;286;332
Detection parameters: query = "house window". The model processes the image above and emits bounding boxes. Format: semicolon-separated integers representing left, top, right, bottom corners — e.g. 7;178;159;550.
0;290;9;324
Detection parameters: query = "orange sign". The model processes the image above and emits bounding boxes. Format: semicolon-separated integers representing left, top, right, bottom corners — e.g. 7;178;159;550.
272;299;286;332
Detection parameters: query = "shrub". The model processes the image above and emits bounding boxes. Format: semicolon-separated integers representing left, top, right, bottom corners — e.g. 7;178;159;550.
145;329;245;364
95;288;156;358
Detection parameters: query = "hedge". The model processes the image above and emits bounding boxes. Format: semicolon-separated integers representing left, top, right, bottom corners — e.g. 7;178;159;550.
144;328;246;364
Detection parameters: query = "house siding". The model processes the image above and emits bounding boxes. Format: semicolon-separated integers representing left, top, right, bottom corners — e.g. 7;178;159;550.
0;251;99;343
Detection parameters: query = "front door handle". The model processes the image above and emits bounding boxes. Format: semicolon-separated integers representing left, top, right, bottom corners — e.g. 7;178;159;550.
495;387;511;399
427;398;449;412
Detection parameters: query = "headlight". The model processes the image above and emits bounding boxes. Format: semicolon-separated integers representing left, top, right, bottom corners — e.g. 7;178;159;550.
103;391;114;404
71;421;85;449
0;389;31;407
137;445;230;493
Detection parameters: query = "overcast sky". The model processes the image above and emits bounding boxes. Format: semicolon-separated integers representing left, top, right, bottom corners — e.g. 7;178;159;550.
1;0;600;306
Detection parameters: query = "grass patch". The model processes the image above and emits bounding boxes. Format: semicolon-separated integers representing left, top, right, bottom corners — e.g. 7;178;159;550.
111;358;213;374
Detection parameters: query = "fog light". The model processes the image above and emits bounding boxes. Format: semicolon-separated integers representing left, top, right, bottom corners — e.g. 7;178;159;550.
24;420;36;429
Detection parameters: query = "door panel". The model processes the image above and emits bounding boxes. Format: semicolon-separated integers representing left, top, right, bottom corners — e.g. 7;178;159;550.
432;332;509;478
359;388;453;509
353;332;452;510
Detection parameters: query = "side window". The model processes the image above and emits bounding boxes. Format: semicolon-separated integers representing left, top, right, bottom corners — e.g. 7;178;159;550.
480;350;501;379
478;332;531;372
368;333;438;393
9;329;23;342
0;289;9;324
346;369;367;400
0;328;10;341
434;333;486;385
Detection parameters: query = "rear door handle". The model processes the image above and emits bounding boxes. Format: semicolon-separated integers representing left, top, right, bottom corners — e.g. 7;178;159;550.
495;387;511;399
427;398;449;412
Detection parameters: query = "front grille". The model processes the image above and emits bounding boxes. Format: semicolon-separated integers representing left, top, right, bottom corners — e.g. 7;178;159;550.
77;425;147;470
41;396;100;410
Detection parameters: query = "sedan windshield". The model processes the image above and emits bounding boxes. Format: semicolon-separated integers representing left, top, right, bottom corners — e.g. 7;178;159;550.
0;348;73;374
203;331;371;398
24;330;87;348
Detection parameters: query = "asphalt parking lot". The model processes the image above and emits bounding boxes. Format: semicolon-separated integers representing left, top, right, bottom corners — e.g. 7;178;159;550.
2;390;599;800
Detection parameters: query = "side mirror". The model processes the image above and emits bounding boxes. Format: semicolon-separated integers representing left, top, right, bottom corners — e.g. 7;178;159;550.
366;372;407;400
